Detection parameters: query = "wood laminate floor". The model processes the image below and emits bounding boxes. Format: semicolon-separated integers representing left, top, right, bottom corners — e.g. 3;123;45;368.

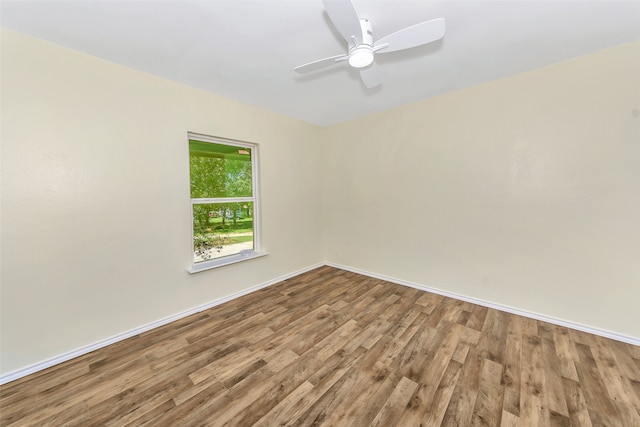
1;266;639;426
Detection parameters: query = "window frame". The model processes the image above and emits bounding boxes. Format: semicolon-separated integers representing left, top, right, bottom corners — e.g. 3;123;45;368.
187;132;266;273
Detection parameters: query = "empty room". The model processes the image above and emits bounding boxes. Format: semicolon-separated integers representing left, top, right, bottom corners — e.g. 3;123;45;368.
1;0;639;425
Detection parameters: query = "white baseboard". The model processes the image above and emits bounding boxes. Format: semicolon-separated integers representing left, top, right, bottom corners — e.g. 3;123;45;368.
325;261;640;347
0;262;325;386
3;260;637;385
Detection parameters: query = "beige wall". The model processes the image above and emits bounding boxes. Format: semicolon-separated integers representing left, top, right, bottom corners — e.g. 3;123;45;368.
2;29;638;377
323;42;640;339
0;29;324;375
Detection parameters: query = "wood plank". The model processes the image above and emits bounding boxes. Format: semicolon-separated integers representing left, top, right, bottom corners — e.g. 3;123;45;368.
573;341;620;419
502;314;523;418
550;324;580;381
421;360;464;426
369;375;419;427
519;334;550;427
471;358;505;426
540;336;570;417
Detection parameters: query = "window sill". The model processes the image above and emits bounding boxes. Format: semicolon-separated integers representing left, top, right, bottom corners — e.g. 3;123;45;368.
187;250;268;274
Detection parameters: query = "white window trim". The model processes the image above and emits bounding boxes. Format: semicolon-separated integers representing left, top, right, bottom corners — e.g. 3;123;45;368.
187;132;266;273
187;250;268;273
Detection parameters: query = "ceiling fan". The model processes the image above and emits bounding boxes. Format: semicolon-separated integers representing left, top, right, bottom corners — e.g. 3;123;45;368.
294;0;445;88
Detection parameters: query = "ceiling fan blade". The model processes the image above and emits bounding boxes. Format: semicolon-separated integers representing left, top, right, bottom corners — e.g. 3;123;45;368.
294;54;348;74
322;0;362;46
374;18;445;54
359;63;382;88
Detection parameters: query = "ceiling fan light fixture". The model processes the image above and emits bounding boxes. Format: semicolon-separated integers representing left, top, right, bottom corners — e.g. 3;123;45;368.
348;47;374;68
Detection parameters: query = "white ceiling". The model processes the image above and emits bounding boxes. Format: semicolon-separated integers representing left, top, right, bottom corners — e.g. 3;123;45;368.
2;0;639;126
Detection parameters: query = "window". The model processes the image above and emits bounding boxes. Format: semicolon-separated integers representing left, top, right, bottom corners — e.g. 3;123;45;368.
187;133;265;272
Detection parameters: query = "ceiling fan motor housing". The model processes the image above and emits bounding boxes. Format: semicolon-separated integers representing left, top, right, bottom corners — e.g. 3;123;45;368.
348;19;374;68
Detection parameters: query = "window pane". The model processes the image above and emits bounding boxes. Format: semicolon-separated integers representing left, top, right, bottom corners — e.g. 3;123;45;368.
189;140;252;198
192;202;254;263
